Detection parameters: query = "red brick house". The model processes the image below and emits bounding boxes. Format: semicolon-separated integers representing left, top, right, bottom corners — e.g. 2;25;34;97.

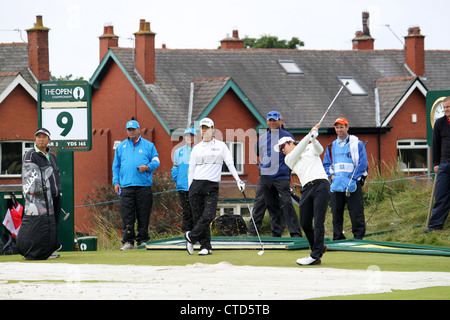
1;14;449;235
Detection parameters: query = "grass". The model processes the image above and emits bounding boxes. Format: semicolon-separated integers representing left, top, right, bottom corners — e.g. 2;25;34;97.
1;248;449;273
1;248;448;300
4;160;448;300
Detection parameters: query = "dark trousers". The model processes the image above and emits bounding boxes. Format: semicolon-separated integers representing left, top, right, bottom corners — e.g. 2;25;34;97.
429;162;450;230
331;181;365;240
247;177;268;236
189;180;219;250
299;179;330;259
260;175;302;237
119;186;153;244
178;190;193;233
52;195;62;250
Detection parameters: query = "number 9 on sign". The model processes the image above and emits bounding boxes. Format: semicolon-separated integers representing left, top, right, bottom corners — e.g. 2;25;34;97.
57;112;73;137
41;108;88;141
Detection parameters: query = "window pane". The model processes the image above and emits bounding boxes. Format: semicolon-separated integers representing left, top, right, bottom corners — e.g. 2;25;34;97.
1;142;22;174
397;148;427;170
222;142;243;173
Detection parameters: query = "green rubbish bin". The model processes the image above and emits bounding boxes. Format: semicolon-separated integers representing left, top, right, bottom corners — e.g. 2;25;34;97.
76;236;98;251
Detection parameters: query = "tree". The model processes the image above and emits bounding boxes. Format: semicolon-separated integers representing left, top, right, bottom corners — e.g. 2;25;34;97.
50;73;85;81
243;35;304;49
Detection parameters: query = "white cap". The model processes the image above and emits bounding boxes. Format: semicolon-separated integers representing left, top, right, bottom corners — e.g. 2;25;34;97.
274;136;294;152
199;117;214;127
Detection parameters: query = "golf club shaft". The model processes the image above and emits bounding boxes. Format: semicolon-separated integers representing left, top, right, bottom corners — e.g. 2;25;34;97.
317;82;348;126
242;191;264;252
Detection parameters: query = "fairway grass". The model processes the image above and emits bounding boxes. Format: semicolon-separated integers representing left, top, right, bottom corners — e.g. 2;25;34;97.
1;249;449;300
1;248;449;273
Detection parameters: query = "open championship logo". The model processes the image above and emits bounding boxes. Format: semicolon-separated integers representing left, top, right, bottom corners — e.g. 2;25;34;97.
73;86;85;100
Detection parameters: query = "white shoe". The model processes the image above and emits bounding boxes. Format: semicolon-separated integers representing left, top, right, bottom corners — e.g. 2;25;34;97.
185;232;194;255
296;255;321;266
120;242;134;251
198;248;212;256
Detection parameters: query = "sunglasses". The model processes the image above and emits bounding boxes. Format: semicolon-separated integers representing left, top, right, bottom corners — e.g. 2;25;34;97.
279;142;287;152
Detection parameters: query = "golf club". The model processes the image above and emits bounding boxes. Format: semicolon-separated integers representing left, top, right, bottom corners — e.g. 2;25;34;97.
345;169;357;197
310;81;349;140
241;190;264;255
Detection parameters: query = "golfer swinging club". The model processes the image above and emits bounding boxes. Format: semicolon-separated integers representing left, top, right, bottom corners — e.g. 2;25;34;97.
185;118;245;255
274;124;330;265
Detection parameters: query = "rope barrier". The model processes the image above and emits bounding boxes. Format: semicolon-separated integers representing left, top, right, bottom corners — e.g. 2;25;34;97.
76;173;435;209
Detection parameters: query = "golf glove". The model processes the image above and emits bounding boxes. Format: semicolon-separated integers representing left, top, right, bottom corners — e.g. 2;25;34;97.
310;129;319;140
237;180;245;192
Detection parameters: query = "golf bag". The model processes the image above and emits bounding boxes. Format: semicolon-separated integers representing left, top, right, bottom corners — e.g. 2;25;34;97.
212;214;248;236
16;162;58;260
1;193;23;255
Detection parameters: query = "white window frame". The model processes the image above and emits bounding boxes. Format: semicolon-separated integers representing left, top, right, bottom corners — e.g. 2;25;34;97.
397;139;428;172
222;141;244;175
0;140;34;178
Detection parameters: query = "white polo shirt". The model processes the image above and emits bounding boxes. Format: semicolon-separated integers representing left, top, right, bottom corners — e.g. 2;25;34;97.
188;138;240;186
284;133;328;187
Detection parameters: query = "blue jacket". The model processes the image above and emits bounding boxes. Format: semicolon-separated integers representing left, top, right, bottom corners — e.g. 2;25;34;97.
323;135;368;192
171;144;193;191
112;136;160;187
258;128;294;180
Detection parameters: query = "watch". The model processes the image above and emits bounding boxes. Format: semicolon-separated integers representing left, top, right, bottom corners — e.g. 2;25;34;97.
430;97;446;129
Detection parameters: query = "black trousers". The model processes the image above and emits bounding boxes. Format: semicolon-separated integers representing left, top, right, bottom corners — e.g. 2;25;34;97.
119;186;153;244
260;176;302;237
331;181;365;240
178;190;193;233
188;180;219;250
299;179;330;259
52;195;62;250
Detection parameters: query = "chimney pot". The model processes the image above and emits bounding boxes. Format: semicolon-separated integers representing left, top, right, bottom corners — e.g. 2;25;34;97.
404;26;425;76
99;23;118;61
134;19;156;83
408;26;421;36
220;29;244;49
26;15;50;81
352;11;374;50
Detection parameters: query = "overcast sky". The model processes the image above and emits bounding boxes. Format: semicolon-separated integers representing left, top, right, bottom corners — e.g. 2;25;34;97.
1;0;448;79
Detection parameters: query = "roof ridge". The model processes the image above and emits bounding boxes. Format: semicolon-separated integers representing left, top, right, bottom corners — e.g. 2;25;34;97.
193;77;230;82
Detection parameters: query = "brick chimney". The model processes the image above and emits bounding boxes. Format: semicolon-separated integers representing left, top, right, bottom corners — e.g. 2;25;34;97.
134;19;156;84
404;26;425;76
26;15;50;81
221;29;244;49
352;11;374;50
99;23;119;62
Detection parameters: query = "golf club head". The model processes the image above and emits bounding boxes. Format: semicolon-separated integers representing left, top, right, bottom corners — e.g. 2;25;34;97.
345;190;351;197
258;250;264;256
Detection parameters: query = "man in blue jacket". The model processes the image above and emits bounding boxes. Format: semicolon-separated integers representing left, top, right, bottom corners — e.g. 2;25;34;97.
257;111;302;237
171;128;197;233
323;117;368;240
113;120;160;250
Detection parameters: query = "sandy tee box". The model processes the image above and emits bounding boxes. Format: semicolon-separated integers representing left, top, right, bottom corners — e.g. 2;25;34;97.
37;81;92;151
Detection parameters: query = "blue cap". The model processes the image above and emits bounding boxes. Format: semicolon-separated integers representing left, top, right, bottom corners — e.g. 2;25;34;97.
126;120;140;129
267;111;281;120
184;128;197;136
